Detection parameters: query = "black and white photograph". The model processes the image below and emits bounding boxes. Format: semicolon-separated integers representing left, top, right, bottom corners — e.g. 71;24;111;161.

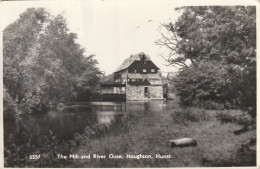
0;0;258;168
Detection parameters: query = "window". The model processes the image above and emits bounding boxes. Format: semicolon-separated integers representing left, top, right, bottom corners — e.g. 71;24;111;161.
151;69;155;72
134;69;137;73
144;87;149;94
140;54;145;58
143;69;146;72
132;79;136;82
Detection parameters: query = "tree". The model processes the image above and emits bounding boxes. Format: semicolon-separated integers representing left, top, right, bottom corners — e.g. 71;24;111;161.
4;8;49;103
4;8;102;113
76;55;103;101
3;86;19;120
158;7;256;157
156;6;256;68
157;6;256;114
99;73;114;84
173;61;243;109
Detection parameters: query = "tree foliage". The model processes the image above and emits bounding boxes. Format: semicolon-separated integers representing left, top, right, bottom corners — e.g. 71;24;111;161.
99;73;114;84
158;6;256;116
4;8;102;113
158;6;256;157
174;62;244;109
157;6;256;67
3;86;19;120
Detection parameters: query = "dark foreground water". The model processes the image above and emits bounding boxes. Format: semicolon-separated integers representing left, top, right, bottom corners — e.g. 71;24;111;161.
4;101;165;167
5;101;164;141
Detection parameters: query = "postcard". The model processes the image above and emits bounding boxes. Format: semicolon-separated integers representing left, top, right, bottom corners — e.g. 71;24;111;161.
0;0;258;168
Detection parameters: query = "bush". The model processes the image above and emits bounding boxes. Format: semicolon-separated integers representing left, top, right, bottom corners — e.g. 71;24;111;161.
173;62;242;108
4;128;74;168
173;61;256;115
216;110;253;125
171;107;208;125
191;100;238;110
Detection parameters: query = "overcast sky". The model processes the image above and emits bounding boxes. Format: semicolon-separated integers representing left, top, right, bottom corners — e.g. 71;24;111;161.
0;0;257;75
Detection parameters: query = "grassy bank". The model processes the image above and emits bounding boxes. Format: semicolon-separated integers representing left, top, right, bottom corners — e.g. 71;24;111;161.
72;102;256;167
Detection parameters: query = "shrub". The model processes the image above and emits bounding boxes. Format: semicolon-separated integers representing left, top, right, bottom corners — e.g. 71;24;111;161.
4;128;74;168
171;107;208;125
172;61;256;118
192;100;224;110
173;62;244;108
216;110;253;125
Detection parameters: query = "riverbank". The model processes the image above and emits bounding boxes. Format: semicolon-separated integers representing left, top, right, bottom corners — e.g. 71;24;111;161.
4;100;255;167
72;102;256;167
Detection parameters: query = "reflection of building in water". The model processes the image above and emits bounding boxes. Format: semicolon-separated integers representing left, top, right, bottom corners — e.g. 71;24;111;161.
91;102;126;112
100;52;164;101
91;102;126;124
126;101;164;113
96;112;115;124
91;101;164;124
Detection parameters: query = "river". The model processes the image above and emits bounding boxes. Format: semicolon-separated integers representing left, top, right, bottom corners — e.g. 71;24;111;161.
4;101;166;150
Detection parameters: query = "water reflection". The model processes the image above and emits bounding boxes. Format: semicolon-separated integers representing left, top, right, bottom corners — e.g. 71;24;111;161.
126;101;164;113
5;101;165;145
91;102;126;124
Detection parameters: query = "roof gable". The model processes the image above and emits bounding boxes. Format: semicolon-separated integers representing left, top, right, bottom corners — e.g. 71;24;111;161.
114;52;151;73
128;60;159;72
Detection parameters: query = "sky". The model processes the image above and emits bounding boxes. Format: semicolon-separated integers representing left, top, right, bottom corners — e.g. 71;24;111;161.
0;0;258;75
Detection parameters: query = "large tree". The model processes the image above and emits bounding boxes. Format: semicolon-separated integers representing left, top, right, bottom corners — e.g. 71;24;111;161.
4;8;102;113
156;6;256;67
157;6;256;114
157;6;256;159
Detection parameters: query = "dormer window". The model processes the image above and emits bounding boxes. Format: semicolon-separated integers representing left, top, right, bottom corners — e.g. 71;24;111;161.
139;54;145;58
143;69;146;72
151;69;155;72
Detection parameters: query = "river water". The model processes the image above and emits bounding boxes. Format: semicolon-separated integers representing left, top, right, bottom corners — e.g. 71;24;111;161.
4;101;166;148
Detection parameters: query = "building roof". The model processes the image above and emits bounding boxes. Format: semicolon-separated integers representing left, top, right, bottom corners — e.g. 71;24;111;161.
114;52;151;73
